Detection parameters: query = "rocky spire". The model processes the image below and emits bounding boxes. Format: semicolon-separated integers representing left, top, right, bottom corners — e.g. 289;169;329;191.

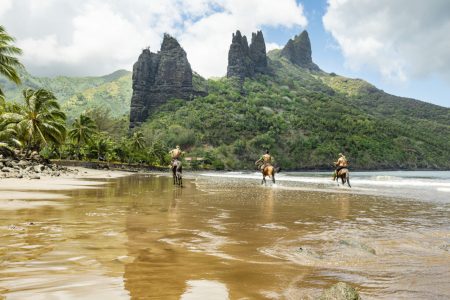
129;34;195;128
129;49;159;127
155;34;193;88
249;31;268;74
226;30;268;80
227;30;252;79
280;30;320;71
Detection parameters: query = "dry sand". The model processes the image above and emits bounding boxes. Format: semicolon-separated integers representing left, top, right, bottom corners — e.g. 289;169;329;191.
0;167;131;210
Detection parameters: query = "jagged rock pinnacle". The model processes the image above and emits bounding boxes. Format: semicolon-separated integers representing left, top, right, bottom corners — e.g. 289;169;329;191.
129;34;194;128
227;30;268;80
281;30;320;71
250;31;268;74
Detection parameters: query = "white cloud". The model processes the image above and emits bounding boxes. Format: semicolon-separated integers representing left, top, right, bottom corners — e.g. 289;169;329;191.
0;0;12;17
323;0;450;82
181;0;306;77
1;0;307;77
266;43;282;52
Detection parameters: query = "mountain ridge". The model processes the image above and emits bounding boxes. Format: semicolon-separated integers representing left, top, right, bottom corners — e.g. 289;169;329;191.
1;31;449;169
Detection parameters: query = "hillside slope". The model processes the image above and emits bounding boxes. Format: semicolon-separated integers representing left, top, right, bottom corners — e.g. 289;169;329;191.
0;69;132;120
136;52;449;170
1;57;448;170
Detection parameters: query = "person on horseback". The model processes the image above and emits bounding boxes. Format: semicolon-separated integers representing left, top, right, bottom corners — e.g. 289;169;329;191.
169;145;183;186
169;145;183;165
255;150;273;172
333;153;348;179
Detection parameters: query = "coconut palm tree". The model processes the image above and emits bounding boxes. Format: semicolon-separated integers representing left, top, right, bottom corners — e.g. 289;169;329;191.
68;114;97;159
11;88;66;151
130;131;145;151
0;25;23;97
69;114;97;145
0;113;21;156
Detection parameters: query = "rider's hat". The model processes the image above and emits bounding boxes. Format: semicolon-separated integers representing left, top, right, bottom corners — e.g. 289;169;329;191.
339;153;344;156
176;145;180;148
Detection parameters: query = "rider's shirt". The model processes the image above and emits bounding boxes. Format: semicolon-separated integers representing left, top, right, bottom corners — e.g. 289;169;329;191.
336;156;348;167
262;154;272;164
170;148;182;159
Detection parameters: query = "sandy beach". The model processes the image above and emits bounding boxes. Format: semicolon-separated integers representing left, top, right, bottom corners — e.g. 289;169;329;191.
0;167;131;209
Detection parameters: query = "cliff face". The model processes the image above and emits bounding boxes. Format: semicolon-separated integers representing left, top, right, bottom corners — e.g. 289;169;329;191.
249;31;268;74
129;34;194;128
227;30;268;80
280;30;320;71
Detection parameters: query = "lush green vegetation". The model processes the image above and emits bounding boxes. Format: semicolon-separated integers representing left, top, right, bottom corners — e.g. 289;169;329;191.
137;71;450;170
0;69;132;122
1;26;449;170
0;25;23;100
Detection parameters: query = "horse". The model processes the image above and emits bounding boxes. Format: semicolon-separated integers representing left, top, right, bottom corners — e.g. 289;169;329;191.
261;164;276;185
171;159;182;186
335;168;351;187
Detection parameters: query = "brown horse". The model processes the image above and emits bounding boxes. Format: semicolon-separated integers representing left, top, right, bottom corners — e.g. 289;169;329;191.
171;159;182;186
261;165;276;185
335;168;351;187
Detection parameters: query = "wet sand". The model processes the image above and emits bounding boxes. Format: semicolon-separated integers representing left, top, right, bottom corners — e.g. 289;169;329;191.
0;167;131;210
0;172;449;299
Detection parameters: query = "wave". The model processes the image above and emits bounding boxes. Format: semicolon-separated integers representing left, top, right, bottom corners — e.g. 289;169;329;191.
199;172;450;188
198;171;450;202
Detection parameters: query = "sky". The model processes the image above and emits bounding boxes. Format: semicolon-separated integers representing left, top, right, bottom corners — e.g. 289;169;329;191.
0;0;449;107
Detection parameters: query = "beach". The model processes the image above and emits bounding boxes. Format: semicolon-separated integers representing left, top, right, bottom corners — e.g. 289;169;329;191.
0;167;131;210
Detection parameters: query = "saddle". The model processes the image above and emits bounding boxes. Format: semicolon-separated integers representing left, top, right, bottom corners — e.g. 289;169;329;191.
336;167;348;175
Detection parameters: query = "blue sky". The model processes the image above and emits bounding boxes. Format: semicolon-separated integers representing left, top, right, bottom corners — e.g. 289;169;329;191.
1;0;449;107
263;0;450;107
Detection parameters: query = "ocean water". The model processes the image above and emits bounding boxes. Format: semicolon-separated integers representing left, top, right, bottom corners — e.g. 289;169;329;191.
0;171;449;299
200;170;450;202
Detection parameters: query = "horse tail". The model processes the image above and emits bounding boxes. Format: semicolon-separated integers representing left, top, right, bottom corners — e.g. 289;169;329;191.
346;171;351;188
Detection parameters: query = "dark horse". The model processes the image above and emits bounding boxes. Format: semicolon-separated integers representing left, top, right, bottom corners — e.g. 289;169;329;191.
334;168;351;187
261;164;276;185
171;159;182;186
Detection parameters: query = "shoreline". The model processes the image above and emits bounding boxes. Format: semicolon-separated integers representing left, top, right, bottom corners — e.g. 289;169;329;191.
0;167;132;209
52;160;450;173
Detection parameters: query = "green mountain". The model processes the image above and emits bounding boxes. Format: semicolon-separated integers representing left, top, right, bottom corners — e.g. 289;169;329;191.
0;69;132;121
1;49;449;170
136;50;449;170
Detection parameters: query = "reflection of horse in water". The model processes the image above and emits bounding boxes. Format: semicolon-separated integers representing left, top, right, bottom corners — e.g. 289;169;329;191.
171;159;182;186
261;165;276;185
335;168;351;187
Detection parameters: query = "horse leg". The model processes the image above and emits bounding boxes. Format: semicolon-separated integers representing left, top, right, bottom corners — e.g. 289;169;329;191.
272;173;275;184
177;170;182;187
346;174;351;188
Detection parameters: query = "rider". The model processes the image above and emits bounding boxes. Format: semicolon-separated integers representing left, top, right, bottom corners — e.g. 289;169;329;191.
169;145;183;166
255;150;273;172
333;153;348;179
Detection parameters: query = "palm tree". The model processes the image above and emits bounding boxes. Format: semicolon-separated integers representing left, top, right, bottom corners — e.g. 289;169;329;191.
0;113;21;156
68;114;97;159
9;88;66;152
0;25;23;97
130;131;145;151
91;136;113;161
69;114;96;143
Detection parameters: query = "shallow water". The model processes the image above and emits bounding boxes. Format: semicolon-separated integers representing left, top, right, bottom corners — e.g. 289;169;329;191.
0;171;449;299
